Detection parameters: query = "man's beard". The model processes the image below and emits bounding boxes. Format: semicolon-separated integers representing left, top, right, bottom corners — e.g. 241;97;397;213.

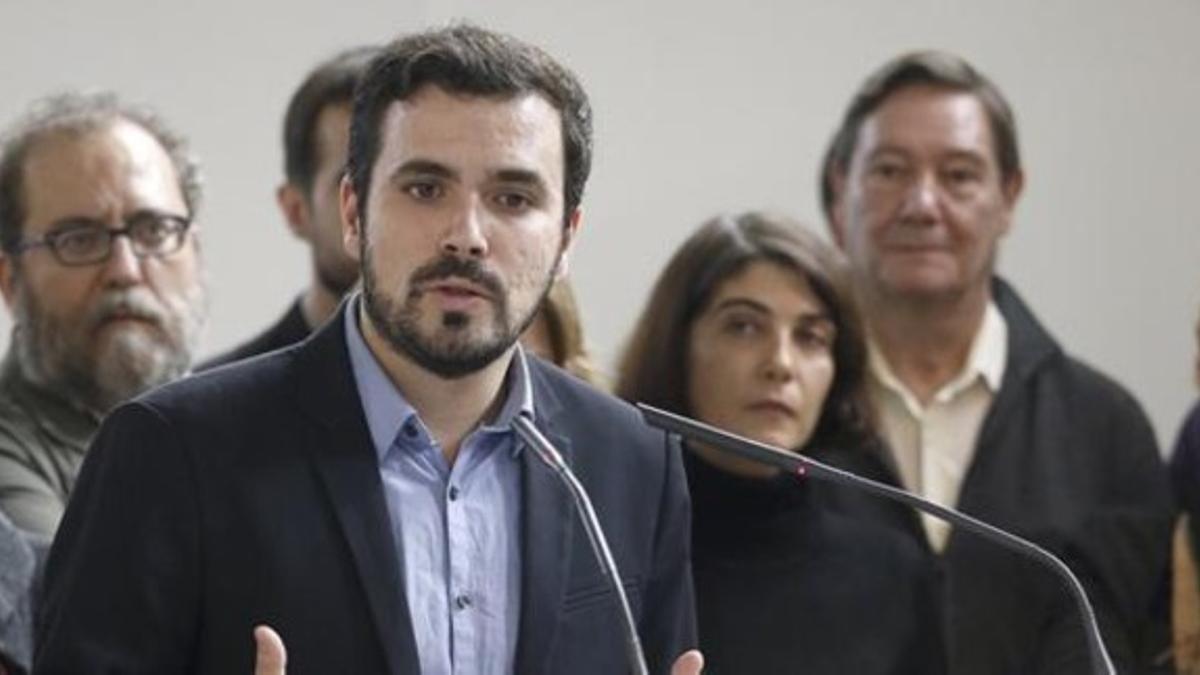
13;280;207;415
361;244;556;380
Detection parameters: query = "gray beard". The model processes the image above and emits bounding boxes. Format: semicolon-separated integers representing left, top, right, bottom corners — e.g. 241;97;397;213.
12;283;205;415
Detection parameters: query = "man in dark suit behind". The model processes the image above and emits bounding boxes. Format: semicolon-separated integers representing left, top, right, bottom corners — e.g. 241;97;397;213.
36;25;697;674
201;46;378;370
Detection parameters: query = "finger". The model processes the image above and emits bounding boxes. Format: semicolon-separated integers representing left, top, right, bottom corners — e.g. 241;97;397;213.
671;649;704;675
253;625;287;675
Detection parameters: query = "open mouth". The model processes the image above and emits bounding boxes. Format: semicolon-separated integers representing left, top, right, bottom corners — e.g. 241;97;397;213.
430;284;486;298
423;275;493;299
422;280;495;313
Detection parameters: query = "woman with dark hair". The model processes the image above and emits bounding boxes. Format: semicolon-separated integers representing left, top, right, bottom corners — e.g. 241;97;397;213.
520;278;604;387
617;212;943;674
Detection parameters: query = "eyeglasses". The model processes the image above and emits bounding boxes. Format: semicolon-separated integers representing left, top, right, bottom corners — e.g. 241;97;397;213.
7;212;193;267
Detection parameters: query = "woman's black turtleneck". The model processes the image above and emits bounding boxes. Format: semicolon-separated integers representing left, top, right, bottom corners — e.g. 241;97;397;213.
685;448;945;675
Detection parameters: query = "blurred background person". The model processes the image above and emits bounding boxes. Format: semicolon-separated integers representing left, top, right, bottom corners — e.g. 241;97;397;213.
821;50;1172;673
1171;309;1200;673
0;510;37;674
519;278;602;386
202;46;377;368
1171;311;1200;561
0;90;207;674
0;92;208;538
616;212;942;674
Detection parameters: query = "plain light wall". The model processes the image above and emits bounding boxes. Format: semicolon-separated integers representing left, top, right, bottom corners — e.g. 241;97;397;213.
0;0;1196;450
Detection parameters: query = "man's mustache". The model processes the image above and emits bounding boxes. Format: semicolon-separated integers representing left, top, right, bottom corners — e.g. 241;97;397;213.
409;256;505;300
87;290;167;329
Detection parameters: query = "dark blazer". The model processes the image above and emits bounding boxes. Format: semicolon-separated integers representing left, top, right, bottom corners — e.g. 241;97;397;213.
35;308;696;674
197;298;312;371
858;279;1172;675
1171;401;1200;562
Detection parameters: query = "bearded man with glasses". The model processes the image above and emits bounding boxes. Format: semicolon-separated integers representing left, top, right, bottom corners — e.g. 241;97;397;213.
0;92;207;542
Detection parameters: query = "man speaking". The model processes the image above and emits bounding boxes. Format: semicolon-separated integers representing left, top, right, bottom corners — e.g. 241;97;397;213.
37;25;697;674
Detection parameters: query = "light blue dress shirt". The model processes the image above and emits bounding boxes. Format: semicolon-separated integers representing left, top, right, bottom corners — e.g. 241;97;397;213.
344;298;529;675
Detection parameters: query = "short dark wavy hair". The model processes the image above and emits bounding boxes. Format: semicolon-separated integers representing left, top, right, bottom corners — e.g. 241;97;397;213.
819;50;1021;222
283;45;379;194
616;212;877;453
347;24;593;225
0;91;202;253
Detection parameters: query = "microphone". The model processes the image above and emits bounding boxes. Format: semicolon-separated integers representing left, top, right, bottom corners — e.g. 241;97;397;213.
511;413;649;675
636;403;1117;675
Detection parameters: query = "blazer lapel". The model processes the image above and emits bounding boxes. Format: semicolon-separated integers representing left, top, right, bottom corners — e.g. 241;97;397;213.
292;310;420;675
514;366;576;674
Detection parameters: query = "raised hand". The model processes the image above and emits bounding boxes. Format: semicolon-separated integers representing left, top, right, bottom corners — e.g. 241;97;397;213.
672;649;705;675
253;625;286;675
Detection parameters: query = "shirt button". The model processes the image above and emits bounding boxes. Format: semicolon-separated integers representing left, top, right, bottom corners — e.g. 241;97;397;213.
448;485;460;501
403;423;418;439
455;594;472;610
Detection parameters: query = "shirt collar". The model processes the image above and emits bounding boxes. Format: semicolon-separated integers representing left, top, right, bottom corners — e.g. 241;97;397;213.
342;294;534;461
868;300;1008;403
972;301;1008;392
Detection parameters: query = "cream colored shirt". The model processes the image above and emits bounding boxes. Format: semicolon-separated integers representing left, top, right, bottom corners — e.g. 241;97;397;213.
867;302;1008;551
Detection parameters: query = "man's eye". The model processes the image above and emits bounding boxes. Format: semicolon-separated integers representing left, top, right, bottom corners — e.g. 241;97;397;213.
133;220;171;245
943;167;981;185
55;229;106;254
493;192;532;211
404;182;442;200
868;161;907;181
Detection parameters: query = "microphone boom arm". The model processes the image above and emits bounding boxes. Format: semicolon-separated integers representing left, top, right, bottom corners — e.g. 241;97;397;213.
637;403;1116;675
512;415;649;675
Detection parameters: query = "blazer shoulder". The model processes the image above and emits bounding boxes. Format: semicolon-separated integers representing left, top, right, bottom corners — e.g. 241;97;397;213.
138;345;302;422
530;357;659;443
196;302;311;371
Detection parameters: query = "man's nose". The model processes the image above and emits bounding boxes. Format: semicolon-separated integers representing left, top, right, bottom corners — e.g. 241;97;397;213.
899;171;941;224
440;197;489;258
100;235;145;286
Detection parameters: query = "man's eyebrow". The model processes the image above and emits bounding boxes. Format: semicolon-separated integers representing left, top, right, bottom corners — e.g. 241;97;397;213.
45;215;104;233
492;168;549;191
867;145;988;165
390;159;457;181
865;145;910;161
47;208;184;232
940;149;988;166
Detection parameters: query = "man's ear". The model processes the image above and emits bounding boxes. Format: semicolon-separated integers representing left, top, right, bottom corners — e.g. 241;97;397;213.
0;254;18;311
555;207;583;279
339;175;363;262
276;183;311;241
827;167;849;249
997;168;1025;237
1002;168;1025;207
